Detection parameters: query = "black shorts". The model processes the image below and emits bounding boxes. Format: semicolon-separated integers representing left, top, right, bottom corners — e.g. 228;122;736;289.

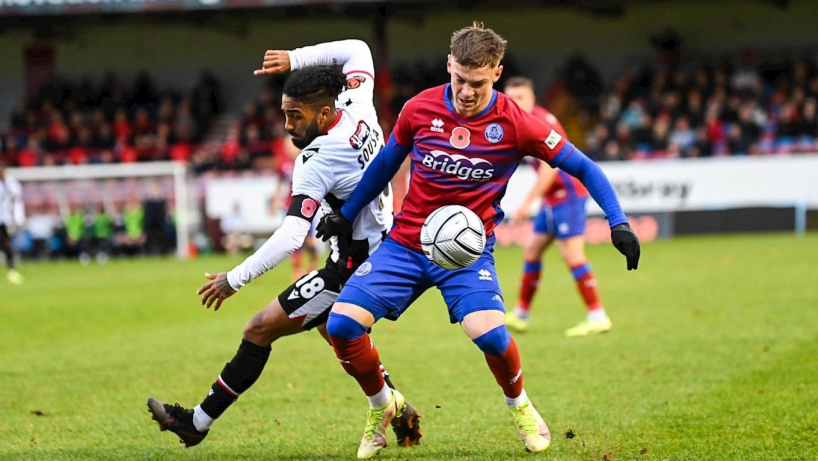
277;257;354;331
0;224;9;242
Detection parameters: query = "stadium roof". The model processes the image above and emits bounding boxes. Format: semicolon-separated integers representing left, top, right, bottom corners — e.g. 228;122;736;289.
0;0;444;17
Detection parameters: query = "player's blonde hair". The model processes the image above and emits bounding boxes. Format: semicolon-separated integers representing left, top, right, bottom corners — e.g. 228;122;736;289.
450;22;507;69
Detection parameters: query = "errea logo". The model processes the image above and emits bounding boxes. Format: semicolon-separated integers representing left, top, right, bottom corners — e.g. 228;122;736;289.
478;269;493;281
431;118;444;133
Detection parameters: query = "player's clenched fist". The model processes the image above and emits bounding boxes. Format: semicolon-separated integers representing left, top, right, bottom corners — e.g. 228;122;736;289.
315;211;353;242
253;50;291;76
611;223;640;270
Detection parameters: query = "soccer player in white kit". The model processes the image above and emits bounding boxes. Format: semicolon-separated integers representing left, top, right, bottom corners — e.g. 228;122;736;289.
0;159;25;285
148;39;421;449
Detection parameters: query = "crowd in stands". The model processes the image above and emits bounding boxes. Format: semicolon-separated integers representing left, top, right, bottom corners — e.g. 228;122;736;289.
196;81;292;175
5;49;818;172
1;71;222;168
571;52;818;160
387;50;818;161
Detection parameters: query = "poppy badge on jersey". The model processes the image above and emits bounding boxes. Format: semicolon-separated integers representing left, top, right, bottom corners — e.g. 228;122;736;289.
450;126;471;149
288;195;320;221
484;123;504;143
301;199;318;219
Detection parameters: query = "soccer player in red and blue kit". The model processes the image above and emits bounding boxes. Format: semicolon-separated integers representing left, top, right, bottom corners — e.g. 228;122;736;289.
317;23;640;458
503;76;612;336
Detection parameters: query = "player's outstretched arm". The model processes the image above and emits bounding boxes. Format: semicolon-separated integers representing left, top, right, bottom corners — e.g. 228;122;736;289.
255;40;373;77
195;212;313;311
316;135;410;241
226;210;315;291
254;50;291;76
557;147;640;270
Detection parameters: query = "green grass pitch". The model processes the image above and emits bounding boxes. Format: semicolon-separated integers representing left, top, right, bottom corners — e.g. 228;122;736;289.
1;233;817;460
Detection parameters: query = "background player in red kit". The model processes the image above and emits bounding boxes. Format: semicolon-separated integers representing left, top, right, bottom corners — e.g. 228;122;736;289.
318;23;640;458
503;76;611;336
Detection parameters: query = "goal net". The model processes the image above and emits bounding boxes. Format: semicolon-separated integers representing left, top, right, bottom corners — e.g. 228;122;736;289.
7;161;196;259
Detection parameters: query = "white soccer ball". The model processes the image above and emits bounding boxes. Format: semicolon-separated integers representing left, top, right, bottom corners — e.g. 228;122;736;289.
420;205;486;270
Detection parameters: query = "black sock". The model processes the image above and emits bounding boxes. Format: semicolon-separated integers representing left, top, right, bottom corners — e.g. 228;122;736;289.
200;339;271;419
1;239;13;270
380;362;396;390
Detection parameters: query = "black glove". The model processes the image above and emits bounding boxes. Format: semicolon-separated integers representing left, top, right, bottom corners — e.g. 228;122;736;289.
315;211;353;242
611;222;640;270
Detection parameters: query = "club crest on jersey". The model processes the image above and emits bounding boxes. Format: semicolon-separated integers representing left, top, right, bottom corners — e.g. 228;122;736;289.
431;118;445;133
450;126;471;149
355;262;372;276
422;149;494;182
349;120;371;149
346;76;366;89
484;123;504;143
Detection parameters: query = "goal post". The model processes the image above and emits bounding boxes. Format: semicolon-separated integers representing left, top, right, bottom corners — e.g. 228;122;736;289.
8;161;197;259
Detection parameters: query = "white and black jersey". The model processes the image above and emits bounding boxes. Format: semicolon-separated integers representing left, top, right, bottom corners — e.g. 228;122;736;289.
226;40;392;317
0;173;25;229
289;106;391;267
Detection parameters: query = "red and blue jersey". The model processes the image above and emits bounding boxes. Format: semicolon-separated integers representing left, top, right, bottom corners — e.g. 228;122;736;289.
530;106;589;207
389;84;571;252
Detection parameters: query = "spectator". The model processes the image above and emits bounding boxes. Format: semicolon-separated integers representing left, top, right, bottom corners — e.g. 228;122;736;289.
220;202;253;256
91;204;114;262
727;123;751;156
114;199;145;256
691;126;713;158
602;139;626;161
63;204;88;260
799;97;818;151
732;49;761;94
775;102;799;152
684;90;705;126
651;117;671;156
25;202;61;260
142;182;172;255
670;116;696;151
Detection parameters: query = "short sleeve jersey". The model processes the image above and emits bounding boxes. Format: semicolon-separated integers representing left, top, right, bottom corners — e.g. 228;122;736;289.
389;84;575;251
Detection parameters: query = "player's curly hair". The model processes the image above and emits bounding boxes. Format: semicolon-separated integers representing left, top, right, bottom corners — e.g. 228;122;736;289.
283;65;346;107
450;21;507;69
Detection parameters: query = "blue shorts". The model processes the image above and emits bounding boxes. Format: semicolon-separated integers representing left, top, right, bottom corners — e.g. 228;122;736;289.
336;237;505;324
532;197;587;240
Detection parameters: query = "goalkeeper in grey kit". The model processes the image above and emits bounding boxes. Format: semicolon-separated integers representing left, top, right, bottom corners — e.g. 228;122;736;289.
147;39;421;448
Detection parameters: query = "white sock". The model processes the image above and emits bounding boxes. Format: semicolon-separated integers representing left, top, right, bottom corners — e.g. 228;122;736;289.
505;388;528;408
367;383;392;408
587;308;608;321
192;405;214;432
513;307;530;320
